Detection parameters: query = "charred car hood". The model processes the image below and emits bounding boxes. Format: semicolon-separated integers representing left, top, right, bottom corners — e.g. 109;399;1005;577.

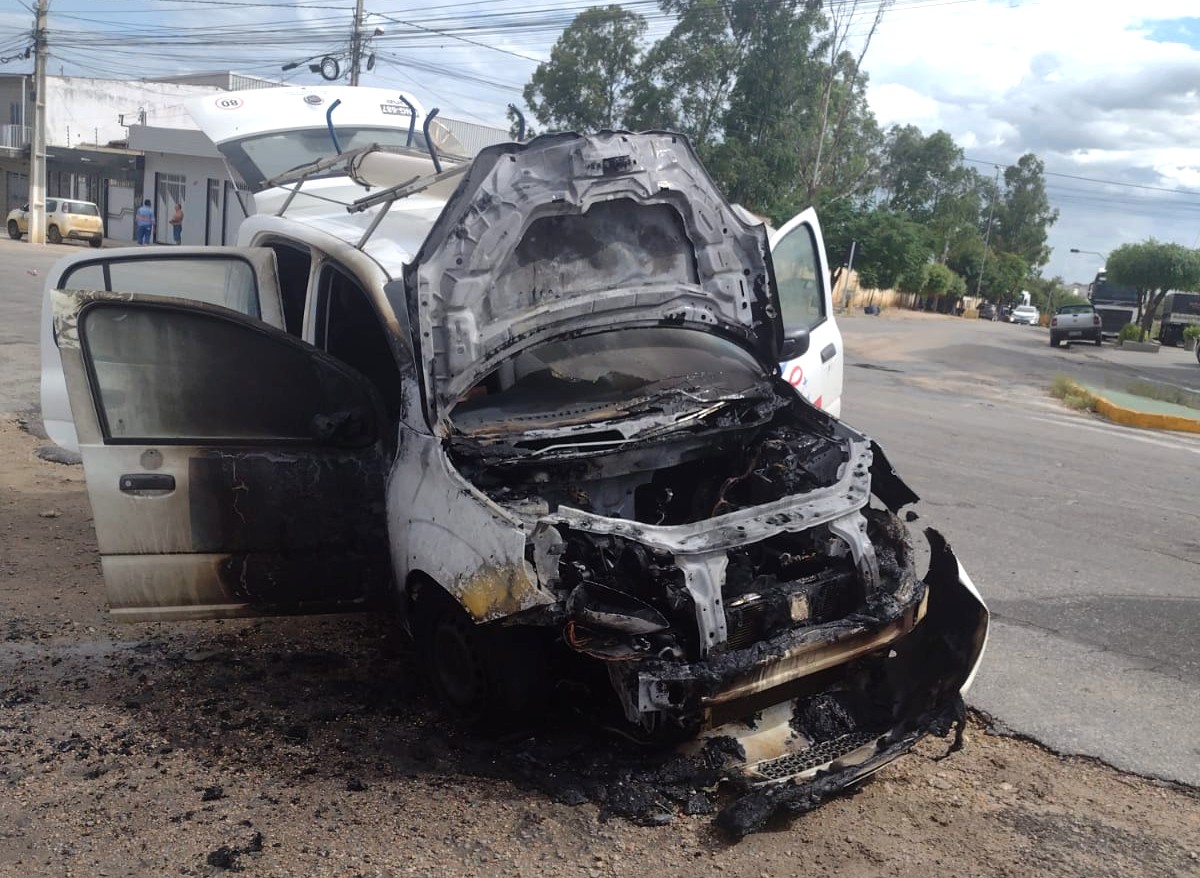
405;131;783;423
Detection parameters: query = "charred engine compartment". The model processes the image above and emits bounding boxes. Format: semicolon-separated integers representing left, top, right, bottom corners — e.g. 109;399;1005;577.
555;525;867;666
452;417;850;526
448;390;934;739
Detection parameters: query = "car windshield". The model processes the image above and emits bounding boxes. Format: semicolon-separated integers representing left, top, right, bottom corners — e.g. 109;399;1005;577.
1016;306;1036;313
220;124;463;190
451;328;767;435
1057;304;1092;314
66;202;99;216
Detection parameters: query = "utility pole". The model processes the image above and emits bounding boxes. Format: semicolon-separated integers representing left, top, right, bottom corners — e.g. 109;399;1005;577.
974;164;1002;300
28;0;49;245
349;0;364;86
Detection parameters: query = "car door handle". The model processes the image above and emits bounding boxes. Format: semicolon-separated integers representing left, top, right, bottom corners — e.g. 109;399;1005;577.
119;473;175;494
821;343;838;363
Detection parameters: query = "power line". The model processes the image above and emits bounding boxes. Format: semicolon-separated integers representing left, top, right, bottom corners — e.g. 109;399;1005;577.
964;156;1200;198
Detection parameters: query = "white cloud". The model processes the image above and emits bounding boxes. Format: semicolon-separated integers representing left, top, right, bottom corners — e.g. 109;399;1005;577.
859;0;1200;278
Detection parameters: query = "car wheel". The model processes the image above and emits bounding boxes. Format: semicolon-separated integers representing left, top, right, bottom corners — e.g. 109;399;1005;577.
6;220;20;240
47;225;62;244
1195;344;1200;366
413;584;547;726
88;236;102;249
1094;335;1103;347
1049;333;1060;347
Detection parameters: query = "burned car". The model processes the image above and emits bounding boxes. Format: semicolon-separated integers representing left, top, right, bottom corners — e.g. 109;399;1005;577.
41;87;987;817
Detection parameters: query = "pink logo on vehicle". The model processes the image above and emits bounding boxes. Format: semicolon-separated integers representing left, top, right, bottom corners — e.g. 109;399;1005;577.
214;97;243;110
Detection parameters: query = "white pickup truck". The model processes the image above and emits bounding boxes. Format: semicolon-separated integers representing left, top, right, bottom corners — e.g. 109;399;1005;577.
1049;303;1103;347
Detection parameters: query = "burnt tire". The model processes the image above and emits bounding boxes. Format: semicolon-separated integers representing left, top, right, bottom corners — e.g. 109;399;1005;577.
47;225;62;244
6;220;19;240
413;585;548;727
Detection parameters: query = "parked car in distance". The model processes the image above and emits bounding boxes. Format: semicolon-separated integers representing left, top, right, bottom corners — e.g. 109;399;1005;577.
1050;303;1103;347
1010;304;1039;325
977;302;997;320
7;199;104;247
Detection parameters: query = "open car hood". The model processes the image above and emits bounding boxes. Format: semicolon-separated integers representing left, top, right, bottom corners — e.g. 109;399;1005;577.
405;131;783;423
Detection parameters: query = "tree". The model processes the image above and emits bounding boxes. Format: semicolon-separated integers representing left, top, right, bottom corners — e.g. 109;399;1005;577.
523;6;647;132
984;251;1029;304
706;0;825;208
880;126;981;261
800;0;891;203
946;236;987;299
844;209;931;291
990;154;1059;269
705;0;885;214
1106;240;1200;341
625;0;742;146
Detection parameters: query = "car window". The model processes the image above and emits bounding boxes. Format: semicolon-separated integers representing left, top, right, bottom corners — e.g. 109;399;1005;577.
73;202;99;216
315;263;403;417
79;302;374;445
60;256;261;318
46;199;58;212
772;223;826;330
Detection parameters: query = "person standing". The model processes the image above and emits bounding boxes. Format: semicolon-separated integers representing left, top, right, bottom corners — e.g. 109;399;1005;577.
169;202;184;245
135;199;154;246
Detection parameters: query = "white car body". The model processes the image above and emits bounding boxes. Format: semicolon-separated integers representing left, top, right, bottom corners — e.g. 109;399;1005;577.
1011;304;1040;325
39;87;986;818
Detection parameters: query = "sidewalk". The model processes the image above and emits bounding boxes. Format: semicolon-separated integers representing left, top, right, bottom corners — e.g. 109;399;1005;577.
1080;383;1200;434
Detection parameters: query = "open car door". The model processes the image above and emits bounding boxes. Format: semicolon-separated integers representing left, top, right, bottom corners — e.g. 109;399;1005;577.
42;246;289;453
771;208;844;418
52;290;393;621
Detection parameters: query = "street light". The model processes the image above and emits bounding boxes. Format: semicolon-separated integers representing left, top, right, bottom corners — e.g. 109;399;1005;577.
1069;248;1104;258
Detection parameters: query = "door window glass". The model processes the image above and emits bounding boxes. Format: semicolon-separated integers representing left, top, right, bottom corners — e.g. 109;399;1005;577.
264;243;311;336
774;224;826;330
316;265;403;417
80;302;374;445
60;257;260;318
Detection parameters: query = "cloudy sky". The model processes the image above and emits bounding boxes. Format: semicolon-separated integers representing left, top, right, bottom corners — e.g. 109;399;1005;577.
1;0;1198;281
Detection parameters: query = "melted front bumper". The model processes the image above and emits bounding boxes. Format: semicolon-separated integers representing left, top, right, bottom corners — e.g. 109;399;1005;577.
649;530;989;834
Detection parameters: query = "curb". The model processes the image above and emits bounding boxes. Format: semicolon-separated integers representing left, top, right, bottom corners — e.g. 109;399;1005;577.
1072;383;1200;434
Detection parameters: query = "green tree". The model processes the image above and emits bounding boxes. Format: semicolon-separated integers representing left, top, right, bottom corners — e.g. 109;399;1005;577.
990;154;1059;269
523;6;647;132
984;251;1029;304
846;209;932;291
625;0;742;146
946;235;987;299
706;0;886;214
706;0;825;208
1106;240;1200;341
799;0;891;203
880;126;982;261
922;262;957;297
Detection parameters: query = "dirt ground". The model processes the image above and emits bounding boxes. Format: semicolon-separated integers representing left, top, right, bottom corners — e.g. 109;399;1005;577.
2;417;1198;877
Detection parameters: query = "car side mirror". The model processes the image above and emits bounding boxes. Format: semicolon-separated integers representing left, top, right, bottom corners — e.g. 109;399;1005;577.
779;328;810;361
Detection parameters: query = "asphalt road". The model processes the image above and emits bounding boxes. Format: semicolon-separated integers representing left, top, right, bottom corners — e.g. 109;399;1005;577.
839;312;1200;787
1;235;1197;787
